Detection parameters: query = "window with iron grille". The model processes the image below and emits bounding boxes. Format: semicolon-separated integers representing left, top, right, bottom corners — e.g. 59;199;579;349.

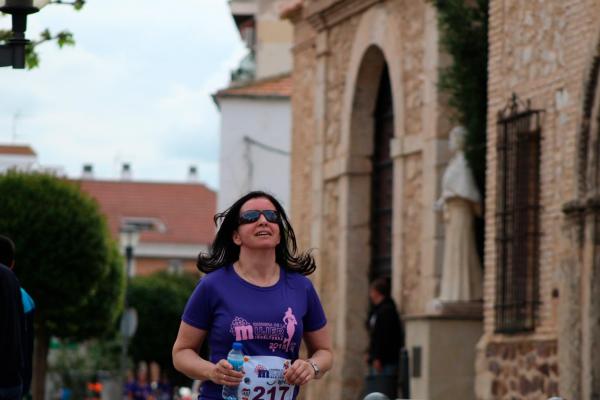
495;94;542;333
370;65;394;281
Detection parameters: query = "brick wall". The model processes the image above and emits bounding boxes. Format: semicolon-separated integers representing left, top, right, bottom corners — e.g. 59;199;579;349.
480;0;600;397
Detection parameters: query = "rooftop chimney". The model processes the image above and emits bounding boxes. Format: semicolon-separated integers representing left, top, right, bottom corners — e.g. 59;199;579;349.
121;163;132;181
82;164;94;179
188;165;198;182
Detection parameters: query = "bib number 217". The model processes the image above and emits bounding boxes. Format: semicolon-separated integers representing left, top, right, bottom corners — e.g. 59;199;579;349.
251;385;291;400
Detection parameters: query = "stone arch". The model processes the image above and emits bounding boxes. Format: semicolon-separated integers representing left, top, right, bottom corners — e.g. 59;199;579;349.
561;34;600;400
575;53;600;198
336;1;406;314
340;4;405;158
332;5;405;396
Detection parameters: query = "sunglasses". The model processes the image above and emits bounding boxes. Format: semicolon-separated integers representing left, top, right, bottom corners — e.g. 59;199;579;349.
239;209;280;225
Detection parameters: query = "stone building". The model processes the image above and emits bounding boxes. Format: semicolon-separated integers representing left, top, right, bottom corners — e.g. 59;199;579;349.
477;0;600;399
283;0;600;399
282;1;483;399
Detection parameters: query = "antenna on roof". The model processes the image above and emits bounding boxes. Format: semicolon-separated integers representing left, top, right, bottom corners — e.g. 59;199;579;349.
11;110;22;142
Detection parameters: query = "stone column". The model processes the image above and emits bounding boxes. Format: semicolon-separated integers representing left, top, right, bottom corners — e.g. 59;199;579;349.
559;200;583;400
584;200;600;399
303;27;329;400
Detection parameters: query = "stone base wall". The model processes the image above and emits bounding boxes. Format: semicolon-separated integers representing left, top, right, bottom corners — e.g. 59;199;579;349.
478;339;559;399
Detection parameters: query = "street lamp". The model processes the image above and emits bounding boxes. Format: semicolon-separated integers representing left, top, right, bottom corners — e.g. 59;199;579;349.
118;218;165;390
0;0;49;68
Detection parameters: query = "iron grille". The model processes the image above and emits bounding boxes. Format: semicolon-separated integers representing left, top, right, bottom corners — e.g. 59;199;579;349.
495;94;542;333
370;65;394;281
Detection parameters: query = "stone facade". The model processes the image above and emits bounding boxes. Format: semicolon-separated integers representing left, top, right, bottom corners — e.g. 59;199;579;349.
286;1;455;399
481;0;600;399
287;0;600;398
483;341;559;399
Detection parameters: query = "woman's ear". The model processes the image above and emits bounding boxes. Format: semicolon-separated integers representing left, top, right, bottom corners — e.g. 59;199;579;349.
232;230;242;246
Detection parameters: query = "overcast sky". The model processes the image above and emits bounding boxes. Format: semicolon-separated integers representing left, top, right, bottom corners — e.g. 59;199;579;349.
0;0;246;189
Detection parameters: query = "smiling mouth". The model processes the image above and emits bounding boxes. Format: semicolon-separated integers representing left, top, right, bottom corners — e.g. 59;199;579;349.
255;232;271;237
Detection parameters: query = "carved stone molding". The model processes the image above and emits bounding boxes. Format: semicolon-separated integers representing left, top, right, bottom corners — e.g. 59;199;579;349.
306;0;383;31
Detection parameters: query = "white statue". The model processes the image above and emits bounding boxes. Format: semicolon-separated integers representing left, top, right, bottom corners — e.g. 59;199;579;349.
435;126;483;302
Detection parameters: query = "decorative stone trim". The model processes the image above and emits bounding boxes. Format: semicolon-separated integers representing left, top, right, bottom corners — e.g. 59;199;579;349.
390;135;423;158
306;0;382;31
577;54;600;196
562;198;585;246
323;155;371;181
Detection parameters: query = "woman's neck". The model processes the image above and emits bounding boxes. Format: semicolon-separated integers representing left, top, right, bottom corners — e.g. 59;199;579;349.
234;249;279;287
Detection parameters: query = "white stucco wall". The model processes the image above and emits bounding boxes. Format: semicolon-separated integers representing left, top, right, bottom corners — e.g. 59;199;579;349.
217;97;291;213
0;154;37;173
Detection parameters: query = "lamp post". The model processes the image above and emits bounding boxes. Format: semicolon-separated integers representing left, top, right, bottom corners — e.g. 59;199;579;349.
119;224;139;391
0;0;49;68
118;219;164;391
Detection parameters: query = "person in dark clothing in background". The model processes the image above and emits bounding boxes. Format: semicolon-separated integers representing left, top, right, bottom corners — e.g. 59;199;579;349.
0;261;25;400
365;276;404;398
19;285;35;399
0;235;35;400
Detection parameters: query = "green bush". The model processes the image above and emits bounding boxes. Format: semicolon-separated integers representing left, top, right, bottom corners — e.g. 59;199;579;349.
129;271;199;385
433;0;489;192
0;171;125;398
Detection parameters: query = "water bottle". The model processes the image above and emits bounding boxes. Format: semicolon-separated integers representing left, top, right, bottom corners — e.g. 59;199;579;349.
222;342;244;400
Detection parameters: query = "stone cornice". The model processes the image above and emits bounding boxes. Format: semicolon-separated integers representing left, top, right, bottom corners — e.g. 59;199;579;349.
563;194;600;217
306;0;383;31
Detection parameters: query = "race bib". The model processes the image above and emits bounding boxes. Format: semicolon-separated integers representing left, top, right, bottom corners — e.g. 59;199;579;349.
238;355;296;400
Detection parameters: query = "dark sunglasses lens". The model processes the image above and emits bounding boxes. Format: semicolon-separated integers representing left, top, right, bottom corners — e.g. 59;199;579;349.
239;210;279;224
240;210;260;224
263;210;279;223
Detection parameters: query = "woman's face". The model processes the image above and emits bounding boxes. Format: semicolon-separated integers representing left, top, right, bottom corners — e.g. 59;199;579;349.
233;197;281;250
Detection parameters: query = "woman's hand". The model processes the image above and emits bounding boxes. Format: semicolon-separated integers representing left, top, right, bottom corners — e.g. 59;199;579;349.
210;359;244;387
284;359;315;386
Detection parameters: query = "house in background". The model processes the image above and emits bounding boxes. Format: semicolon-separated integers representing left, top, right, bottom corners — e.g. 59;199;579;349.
0;144;37;172
214;74;292;212
76;164;216;276
0;144;216;277
215;0;293;212
0;143;64;176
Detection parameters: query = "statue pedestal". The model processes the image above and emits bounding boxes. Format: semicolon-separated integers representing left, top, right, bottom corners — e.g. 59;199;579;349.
404;301;483;400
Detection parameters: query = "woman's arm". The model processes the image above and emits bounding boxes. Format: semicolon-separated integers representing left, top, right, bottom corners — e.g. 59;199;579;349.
284;324;333;385
172;321;243;386
304;324;334;378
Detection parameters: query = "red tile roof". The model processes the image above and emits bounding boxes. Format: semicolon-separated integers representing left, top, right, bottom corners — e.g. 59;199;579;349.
0;144;36;156
75;179;216;245
214;74;292;101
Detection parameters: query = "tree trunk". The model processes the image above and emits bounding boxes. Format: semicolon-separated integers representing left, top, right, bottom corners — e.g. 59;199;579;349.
32;321;49;400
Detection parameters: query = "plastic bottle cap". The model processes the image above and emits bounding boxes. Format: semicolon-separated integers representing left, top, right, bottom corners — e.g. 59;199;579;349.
233;342;243;350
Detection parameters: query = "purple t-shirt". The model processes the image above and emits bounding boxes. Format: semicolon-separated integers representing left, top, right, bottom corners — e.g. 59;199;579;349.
182;265;327;400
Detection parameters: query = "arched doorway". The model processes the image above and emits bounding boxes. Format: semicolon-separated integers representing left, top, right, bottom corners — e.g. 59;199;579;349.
370;64;394;281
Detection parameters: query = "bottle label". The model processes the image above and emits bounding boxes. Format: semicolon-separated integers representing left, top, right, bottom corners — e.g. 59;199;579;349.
238;356;296;400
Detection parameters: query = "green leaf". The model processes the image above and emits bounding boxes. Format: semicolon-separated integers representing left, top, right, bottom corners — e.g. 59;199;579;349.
0;29;12;42
40;28;52;41
56;31;75;48
25;44;40;69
